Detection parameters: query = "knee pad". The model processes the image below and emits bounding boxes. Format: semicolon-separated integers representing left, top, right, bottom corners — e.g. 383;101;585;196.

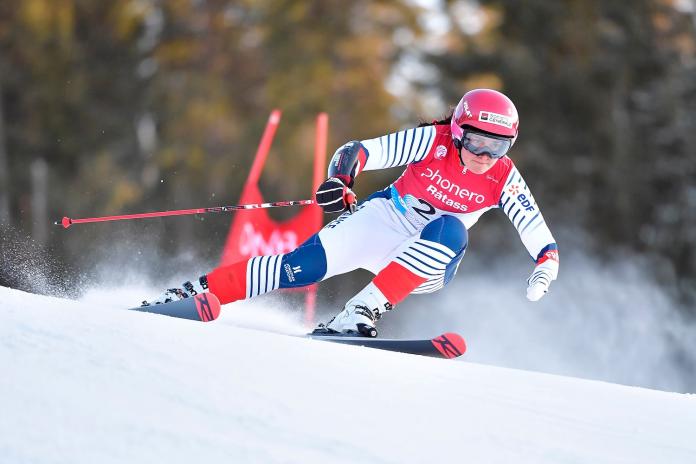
279;233;328;287
420;215;468;254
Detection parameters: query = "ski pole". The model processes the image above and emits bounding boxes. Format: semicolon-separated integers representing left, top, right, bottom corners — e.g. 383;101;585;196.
57;199;316;229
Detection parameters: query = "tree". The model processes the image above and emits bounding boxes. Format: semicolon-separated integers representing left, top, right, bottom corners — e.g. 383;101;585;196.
419;0;696;306
0;0;424;290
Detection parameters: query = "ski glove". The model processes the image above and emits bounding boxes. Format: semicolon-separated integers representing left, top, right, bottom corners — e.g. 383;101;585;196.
526;250;559;302
315;176;357;214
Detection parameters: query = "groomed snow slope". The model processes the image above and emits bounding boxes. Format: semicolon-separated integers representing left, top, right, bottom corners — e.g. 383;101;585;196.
1;286;695;464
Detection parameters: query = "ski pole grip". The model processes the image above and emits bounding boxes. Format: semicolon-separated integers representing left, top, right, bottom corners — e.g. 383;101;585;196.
345;191;357;213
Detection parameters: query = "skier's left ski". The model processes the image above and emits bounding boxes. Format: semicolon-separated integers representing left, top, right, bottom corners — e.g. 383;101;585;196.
128;293;221;322
308;332;466;359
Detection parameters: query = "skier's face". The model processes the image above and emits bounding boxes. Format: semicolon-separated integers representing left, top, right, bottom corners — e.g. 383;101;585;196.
459;148;499;174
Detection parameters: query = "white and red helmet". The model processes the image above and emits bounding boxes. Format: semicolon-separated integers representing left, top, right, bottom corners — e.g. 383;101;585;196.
451;88;519;147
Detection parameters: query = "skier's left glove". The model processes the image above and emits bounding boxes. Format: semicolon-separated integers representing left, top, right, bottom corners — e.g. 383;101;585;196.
526;249;559;302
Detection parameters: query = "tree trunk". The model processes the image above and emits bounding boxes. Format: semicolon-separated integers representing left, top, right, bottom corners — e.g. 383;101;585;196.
0;81;10;224
31;158;48;247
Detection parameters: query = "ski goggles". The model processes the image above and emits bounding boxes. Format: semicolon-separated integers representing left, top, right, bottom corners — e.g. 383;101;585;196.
458;128;513;159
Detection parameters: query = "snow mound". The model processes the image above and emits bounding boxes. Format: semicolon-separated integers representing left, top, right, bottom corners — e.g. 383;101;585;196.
1;286;695;464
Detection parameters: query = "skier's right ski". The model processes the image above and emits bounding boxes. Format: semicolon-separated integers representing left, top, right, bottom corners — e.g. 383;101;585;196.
308;331;466;359
128;293;221;322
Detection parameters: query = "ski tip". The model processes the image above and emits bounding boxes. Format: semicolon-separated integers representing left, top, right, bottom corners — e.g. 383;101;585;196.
432;332;467;359
194;292;221;322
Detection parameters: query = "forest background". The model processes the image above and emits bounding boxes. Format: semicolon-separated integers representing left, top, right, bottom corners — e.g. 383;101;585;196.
1;0;695;323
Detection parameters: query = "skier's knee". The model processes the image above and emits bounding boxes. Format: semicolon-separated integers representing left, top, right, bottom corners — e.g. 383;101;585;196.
443;248;465;285
420;215;468;254
279;233;328;287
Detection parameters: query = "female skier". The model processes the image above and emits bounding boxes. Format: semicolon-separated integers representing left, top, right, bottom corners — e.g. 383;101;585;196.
144;88;559;336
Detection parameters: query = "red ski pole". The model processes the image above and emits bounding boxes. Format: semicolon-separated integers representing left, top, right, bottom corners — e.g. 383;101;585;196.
57;199;316;229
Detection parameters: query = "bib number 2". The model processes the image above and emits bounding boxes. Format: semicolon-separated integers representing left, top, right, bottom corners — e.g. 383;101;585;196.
401;196;436;229
411;199;436;221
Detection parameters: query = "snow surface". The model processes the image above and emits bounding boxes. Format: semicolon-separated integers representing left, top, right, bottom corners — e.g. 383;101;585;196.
2;286;696;464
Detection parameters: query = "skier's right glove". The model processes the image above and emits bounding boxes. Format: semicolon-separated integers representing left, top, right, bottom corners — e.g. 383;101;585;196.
315;176;357;214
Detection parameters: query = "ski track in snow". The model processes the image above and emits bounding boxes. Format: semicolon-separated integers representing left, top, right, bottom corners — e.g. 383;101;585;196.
1;286;695;464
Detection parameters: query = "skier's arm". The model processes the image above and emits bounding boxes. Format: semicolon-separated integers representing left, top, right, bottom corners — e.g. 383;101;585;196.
498;166;559;301
360;125;436;171
329;126;437;183
316;126;436;214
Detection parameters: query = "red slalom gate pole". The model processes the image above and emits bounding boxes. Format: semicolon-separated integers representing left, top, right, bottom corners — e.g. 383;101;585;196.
304;112;329;327
57;199;316;229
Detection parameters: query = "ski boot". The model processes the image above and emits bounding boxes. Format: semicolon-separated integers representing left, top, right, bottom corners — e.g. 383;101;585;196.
311;322;378;338
313;283;393;338
141;276;208;307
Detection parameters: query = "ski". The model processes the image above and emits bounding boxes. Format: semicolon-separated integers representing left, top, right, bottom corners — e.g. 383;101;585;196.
308;332;466;359
128;293;221;322
126;293;464;359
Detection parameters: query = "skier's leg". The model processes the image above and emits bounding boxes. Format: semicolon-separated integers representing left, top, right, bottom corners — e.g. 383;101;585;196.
326;215;467;333
142;197;407;306
206;233;328;304
377;216;468;300
143;232;331;306
206;199;406;304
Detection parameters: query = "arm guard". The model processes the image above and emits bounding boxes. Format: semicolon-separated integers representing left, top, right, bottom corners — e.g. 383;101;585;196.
328;141;368;188
535;244;559;265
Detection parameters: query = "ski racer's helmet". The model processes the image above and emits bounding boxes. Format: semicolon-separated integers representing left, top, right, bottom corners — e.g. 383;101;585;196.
451;89;519;159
